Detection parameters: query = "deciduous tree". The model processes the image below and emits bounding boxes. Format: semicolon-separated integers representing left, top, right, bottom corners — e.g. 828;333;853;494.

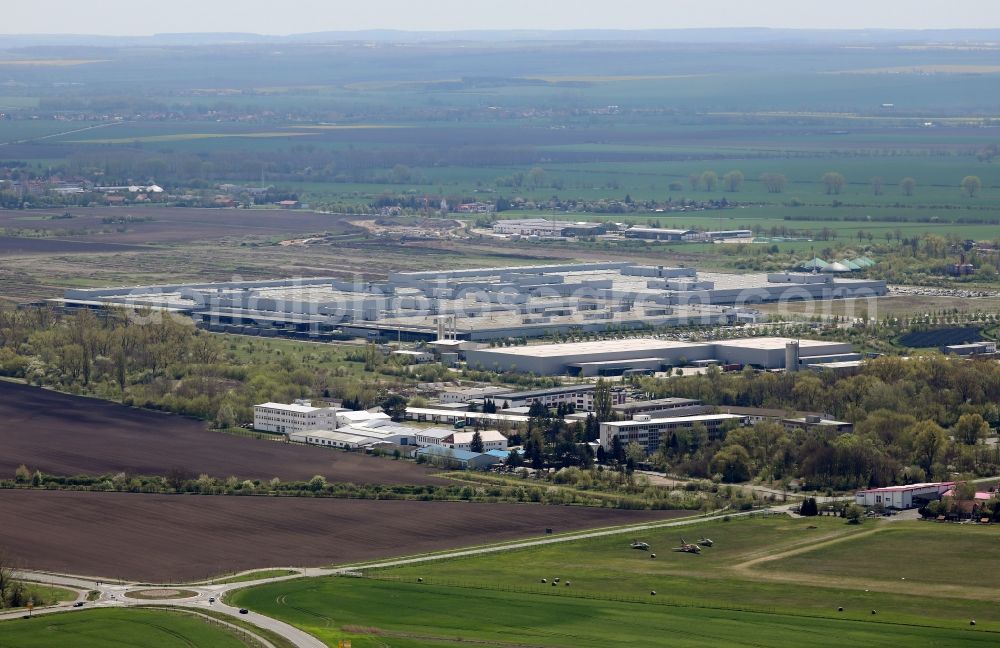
723;170;744;192
962;175;982;198
822;172;846;195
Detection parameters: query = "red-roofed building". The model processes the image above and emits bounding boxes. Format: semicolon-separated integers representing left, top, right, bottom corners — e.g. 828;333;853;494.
854;482;955;509
941;487;995;517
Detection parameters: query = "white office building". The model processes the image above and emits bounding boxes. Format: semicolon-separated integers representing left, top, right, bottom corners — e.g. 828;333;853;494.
600;413;747;454
253;400;340;435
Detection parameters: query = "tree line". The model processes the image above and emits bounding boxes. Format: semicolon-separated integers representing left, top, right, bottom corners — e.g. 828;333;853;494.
627;357;1000;489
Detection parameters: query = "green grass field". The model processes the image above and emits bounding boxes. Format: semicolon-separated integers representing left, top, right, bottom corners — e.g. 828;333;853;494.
0;608;252;647
229;517;1000;648
772;522;1000;590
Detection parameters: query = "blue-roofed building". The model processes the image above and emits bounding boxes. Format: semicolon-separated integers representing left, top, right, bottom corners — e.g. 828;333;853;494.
416;445;499;470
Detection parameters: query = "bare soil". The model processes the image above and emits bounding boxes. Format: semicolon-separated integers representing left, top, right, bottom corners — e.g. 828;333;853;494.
0;207;358;246
0;381;445;485
0;489;685;582
0;236;149;255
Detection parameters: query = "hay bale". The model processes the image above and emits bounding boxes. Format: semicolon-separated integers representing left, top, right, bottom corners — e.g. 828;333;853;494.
650;590;656;596
540;578;547;583
650;553;656;559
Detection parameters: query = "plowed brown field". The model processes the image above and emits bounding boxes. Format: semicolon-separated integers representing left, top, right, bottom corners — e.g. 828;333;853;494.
0;381;444;485
0;490;685;582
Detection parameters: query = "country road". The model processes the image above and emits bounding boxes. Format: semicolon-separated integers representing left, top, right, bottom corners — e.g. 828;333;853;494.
1;507;769;647
0;120;125;147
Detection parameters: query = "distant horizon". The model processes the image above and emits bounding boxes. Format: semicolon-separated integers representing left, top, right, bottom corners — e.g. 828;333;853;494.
4;26;1000;49
7;26;1000;37
2;0;999;38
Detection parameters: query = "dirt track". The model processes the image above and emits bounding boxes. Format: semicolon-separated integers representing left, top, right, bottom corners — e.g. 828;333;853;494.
0;490;684;582
0;381;444;485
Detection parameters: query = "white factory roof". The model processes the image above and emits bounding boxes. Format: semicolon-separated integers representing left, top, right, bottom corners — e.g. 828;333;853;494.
474;337;838;358
714;337;843;351
291;429;380;446
255;401;326;413
337;410;391;425
450;430;507;444
476;338;696;358
415;428;455;440
603;413;745;428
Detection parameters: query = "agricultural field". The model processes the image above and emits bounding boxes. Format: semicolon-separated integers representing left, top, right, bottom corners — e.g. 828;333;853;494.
0;207;359;246
0;489;680;582
0;380;443;484
230;516;1000;647
0;608;254;648
758;295;1000;320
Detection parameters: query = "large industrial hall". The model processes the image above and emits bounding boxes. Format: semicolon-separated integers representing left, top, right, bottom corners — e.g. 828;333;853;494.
55;262;886;342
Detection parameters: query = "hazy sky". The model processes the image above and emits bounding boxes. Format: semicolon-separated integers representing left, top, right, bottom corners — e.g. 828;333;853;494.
5;0;1000;35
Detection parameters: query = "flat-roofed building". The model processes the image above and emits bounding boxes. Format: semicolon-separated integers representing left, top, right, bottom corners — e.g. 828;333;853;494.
489;384;626;411
416;445;499;470
405;407;531;426
253;400;339;435
413;428;456;447
61;262;884;343
288;429;381;450
466;337;855;376
782;414;853;434
600;413;747;454
855;482;955;509
443;430;508;452
943;342;997;356
624;227;695;241
438;385;512;404
612;398;703;418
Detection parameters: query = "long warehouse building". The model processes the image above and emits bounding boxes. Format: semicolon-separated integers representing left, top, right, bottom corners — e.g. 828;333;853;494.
464;337;858;375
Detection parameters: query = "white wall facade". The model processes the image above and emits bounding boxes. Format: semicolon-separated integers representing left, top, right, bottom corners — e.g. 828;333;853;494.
253;402;338;434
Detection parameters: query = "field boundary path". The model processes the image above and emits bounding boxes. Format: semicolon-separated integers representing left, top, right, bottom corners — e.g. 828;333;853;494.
3;508;766;647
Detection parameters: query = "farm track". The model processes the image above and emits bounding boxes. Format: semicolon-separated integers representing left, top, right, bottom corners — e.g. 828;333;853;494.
732;524;1000;601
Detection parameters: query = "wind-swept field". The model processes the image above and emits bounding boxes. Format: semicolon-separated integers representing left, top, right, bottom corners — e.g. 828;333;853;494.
231;516;1000;647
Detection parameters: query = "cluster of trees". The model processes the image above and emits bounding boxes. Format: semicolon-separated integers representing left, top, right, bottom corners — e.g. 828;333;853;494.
869;176;917;196
0;552;52;609
0;307;411;427
6;465;700;510
629;357;1000;488
688;170;745;192
919;482;1000;521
